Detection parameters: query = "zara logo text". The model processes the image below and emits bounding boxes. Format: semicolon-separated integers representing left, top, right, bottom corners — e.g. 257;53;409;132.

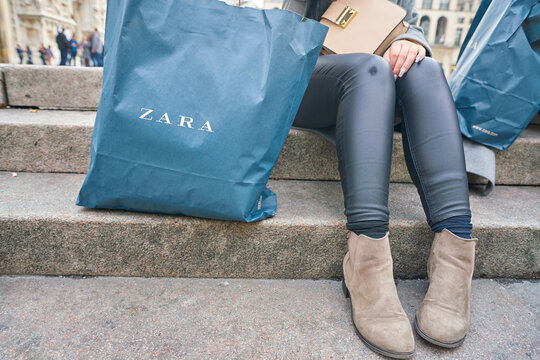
139;108;213;133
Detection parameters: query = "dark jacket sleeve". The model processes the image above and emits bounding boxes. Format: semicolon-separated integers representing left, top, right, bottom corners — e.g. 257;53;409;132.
305;0;333;20
281;0;310;16
64;36;71;50
57;34;70;50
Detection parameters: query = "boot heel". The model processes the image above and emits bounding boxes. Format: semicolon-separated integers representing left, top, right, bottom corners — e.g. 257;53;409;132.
342;278;350;298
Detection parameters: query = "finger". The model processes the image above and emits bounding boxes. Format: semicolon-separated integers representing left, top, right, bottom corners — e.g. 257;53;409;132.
415;45;426;63
399;49;418;77
388;42;402;69
393;43;414;75
392;43;408;74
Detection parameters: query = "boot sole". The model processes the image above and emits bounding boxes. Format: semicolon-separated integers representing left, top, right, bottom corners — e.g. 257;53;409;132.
414;316;466;348
342;279;414;359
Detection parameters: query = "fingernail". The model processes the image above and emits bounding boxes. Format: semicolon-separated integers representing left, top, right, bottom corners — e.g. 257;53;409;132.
415;55;421;63
393;74;397;80
398;67;406;78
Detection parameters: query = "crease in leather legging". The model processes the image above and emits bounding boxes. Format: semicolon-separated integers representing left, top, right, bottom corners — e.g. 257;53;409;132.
292;53;472;237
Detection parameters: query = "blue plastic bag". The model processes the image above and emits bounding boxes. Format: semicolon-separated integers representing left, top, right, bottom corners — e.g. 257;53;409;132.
449;0;540;150
76;0;328;221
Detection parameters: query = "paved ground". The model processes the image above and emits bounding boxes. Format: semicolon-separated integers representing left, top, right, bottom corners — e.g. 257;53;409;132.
0;276;537;359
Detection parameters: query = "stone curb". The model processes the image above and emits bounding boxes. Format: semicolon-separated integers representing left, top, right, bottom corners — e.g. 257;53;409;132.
1;109;539;184
1;172;538;279
2;65;102;109
0;65;7;106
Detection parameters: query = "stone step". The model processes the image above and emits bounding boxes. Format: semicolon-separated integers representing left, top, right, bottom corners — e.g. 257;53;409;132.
1;108;539;185
1;64;102;109
1;172;538;278
1;275;537;359
0;67;6;107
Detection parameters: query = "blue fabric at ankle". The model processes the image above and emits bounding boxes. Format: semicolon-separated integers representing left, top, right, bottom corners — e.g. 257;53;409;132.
431;215;472;239
349;220;388;239
350;216;472;239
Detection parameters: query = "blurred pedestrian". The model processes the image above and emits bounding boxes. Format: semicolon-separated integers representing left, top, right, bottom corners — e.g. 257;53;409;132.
45;45;54;65
38;43;47;65
91;28;103;67
68;37;78;66
16;44;24;64
56;28;70;65
25;46;33;64
82;35;92;67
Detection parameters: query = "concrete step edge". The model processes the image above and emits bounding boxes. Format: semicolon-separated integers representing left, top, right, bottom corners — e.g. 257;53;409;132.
1;172;538;279
1;108;539;185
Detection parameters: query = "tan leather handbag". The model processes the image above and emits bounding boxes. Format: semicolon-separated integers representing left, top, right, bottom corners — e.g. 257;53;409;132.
319;0;409;56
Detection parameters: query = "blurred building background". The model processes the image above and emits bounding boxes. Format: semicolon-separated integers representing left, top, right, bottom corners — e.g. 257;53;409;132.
261;0;284;8
415;0;481;77
0;0;106;64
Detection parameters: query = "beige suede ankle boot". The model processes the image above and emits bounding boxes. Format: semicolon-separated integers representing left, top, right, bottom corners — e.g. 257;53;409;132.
342;231;414;359
415;228;478;348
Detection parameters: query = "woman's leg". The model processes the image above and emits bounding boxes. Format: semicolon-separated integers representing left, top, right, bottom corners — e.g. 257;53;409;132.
293;53;396;238
396;57;477;348
395;57;472;235
294;52;415;359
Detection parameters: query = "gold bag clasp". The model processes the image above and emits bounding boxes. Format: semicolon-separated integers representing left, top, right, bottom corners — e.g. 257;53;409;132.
335;6;357;28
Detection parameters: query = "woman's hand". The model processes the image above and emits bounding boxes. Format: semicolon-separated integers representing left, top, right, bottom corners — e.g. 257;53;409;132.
383;39;426;78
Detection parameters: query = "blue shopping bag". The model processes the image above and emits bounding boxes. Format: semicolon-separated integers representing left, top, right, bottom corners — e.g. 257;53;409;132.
449;0;540;150
76;0;328;221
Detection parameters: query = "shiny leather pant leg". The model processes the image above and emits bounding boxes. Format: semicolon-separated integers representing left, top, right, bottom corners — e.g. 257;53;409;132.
395;56;471;226
293;53;396;235
292;53;471;235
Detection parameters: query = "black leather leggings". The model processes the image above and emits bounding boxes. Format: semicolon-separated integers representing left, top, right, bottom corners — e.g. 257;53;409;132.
292;53;471;235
